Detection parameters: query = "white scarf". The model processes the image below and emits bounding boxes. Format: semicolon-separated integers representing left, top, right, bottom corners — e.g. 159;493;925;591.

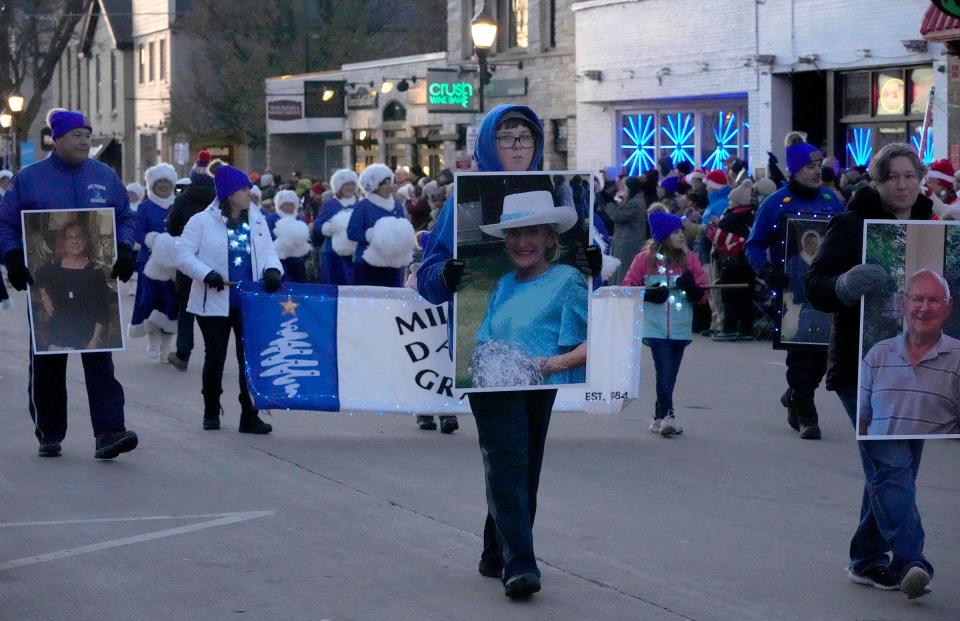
366;193;396;212
147;190;175;208
337;195;357;208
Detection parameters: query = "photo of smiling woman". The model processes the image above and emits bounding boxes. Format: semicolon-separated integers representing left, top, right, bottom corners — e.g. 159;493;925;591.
456;187;589;390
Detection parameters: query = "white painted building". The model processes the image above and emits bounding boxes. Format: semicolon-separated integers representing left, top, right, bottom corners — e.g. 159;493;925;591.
573;0;946;176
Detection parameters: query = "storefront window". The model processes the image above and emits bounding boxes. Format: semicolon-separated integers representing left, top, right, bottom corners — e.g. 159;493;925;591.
499;0;529;49
384;128;408;170
909;122;934;164
659;112;695;167
875;71;905;116
909;67;934;115
701;110;741;171
845;126;873;167
620;112;657;176
353;128;378;172
842;72;870;117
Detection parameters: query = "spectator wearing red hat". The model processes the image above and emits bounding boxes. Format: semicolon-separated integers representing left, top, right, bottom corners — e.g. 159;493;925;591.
926;159;958;212
698;169;732;334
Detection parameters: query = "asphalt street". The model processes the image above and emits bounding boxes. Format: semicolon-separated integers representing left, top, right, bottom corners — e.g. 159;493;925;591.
0;286;957;621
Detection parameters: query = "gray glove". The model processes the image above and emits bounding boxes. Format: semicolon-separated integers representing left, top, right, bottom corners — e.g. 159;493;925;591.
835;264;891;306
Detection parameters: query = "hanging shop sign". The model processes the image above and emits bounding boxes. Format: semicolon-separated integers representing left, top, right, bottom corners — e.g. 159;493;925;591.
486;78;527;98
346;87;378;110
304;81;346;118
268;99;303;121
426;68;478;113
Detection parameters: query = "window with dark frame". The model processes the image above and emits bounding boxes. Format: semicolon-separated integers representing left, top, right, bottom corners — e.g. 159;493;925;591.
159;38;166;81
148;41;155;82
67;51;72;108
138;44;145;84
95;54;101;113
111;52;117;110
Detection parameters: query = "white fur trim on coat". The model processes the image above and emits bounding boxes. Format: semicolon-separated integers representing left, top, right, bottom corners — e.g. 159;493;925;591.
274;216;311;259
274;190;299;211
361;216;416;268
326;209;357;257
143;233;178;281
359;164;394;194
331;169;360;195
145;163;177;190
366;192;397;212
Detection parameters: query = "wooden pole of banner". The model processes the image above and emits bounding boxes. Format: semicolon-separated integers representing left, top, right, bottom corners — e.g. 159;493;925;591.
918;86;935;160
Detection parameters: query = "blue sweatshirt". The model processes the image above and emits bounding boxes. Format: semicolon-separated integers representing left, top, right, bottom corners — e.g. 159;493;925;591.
0;152;134;256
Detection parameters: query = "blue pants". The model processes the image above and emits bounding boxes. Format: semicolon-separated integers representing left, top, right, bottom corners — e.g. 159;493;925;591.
646;338;689;419
353;261;402;288
28;348;126;442
319;251;354;286
470;389;555;581
837;389;933;581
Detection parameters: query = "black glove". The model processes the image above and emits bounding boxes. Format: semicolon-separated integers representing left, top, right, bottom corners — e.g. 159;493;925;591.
676;270;703;302
263;268;282;293
759;262;789;289
204;270;225;292
575;244;603;277
3;249;33;291
110;243;136;282
644;285;670;304
441;259;467;293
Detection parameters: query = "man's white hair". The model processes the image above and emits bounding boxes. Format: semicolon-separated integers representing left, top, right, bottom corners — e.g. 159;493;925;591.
905;268;951;299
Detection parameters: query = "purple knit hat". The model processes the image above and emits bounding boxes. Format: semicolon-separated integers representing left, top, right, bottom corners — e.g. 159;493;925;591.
648;210;684;243
48;109;92;140
786;142;823;176
214;165;253;202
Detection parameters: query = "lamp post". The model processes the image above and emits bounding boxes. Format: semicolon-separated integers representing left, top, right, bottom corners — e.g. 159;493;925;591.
470;10;497;114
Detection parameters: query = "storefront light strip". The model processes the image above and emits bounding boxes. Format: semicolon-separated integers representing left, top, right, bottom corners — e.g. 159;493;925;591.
846;127;873;167
661;113;696;166
910;129;934;165
702;111;738;170
621;114;657;176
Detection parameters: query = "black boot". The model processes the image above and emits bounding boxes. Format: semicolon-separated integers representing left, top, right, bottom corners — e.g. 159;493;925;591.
95;430;138;459
439;416;459;434
416;415;437;431
203;408;221;430
239;411;272;434
780;389;801;432
796;398;822;440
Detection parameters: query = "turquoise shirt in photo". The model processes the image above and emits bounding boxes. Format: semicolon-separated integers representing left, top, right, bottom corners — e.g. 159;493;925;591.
476;263;589;384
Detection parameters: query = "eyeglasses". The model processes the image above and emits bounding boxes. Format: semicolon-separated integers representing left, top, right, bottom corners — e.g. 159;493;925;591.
904;295;949;309
495;135;535;149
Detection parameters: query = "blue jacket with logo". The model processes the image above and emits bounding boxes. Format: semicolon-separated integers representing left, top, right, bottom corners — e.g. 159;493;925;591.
0;152;134;256
745;183;842;272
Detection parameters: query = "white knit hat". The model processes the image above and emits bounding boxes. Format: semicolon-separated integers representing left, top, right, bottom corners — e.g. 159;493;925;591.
330;168;360;195
144;163;177;190
358;164;394;194
274;189;299;210
125;182;145;200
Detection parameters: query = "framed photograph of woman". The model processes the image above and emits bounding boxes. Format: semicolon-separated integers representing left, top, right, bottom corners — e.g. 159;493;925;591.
453;171;592;392
21;208;125;354
774;216;833;349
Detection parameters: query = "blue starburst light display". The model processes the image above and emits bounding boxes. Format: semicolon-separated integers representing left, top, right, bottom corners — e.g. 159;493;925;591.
661;113;696;166
621;113;657;175
846;127;873;167
911;129;935;165
702;111;739;170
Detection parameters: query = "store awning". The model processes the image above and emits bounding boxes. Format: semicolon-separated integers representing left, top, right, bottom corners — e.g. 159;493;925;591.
921;4;960;41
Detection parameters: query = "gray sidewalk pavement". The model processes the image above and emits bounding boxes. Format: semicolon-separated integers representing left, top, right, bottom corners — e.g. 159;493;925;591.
0;289;957;620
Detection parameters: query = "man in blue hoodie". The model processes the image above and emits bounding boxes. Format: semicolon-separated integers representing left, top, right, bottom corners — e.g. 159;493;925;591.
0;109;139;460
418;105;599;599
745;135;843;439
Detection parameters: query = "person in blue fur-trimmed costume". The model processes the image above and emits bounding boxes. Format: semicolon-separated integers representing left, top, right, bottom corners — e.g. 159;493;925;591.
745;132;843;440
0;108;139;460
417;104;602;600
129;163;179;360
314;168;359;285
270;189;310;283
346;164;415;288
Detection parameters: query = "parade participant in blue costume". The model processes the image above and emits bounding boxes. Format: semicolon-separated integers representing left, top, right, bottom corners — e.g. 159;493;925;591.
313;168;359;285
346;164;416;288
745;131;843;439
175;164;283;434
129;163;179;360
0;108;138;459
271;190;310;283
418;104;601;600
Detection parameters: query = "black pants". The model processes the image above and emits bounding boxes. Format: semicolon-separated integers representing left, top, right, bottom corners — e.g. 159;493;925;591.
196;308;255;416
719;256;754;336
785;349;828;400
28;349;126;442
471;389;555;581
175;272;194;360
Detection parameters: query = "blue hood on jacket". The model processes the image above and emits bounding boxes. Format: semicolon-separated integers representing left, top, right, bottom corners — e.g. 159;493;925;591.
473;104;544;172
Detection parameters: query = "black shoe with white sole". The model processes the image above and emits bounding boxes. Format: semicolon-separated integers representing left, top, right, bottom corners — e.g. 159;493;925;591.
847;565;898;591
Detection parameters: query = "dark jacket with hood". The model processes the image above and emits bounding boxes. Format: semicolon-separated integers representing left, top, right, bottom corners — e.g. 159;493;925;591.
804;187;932;391
417;104;544;345
167;175;216;297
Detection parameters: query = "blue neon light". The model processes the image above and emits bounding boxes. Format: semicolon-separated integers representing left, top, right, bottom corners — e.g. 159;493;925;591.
661;113;696;166
702;111;739;170
911;129;935;165
846;127;873;166
621;114;657;175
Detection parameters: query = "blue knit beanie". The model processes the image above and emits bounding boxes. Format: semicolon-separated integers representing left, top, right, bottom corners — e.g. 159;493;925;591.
214;165;252;202
48;109;92;140
648;210;683;243
786;142;823;176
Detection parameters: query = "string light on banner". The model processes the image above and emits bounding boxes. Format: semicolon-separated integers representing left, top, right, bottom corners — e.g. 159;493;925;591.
621;113;657;175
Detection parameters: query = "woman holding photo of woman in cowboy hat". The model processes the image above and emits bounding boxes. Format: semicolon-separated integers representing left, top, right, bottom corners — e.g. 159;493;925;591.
470;189;589;387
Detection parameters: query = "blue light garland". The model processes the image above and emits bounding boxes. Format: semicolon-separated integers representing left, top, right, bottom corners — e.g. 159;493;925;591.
661;113;696;166
911;128;935;165
621;113;657;175
846;127;873;167
702;111;739;170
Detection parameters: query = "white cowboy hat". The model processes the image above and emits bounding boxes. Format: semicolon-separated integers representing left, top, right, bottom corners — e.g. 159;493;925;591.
479;190;578;238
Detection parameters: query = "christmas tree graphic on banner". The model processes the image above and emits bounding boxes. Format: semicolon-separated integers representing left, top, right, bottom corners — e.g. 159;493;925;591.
259;296;321;397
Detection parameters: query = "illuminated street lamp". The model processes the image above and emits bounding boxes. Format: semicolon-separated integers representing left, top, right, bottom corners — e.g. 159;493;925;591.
470;9;497;113
0;111;11;128
8;92;24;113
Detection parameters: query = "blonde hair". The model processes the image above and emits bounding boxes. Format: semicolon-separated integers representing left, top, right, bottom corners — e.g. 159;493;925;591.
647;201;669;214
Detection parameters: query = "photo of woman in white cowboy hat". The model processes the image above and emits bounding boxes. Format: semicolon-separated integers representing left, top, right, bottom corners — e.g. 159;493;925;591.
453;174;591;391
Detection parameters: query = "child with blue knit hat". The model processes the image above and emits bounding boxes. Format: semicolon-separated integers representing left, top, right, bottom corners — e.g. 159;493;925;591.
622;208;709;436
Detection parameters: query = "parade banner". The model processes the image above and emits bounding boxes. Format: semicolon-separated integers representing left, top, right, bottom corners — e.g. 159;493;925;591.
858;220;960;440
453;171;593;392
22;208;125;354
240;283;641;415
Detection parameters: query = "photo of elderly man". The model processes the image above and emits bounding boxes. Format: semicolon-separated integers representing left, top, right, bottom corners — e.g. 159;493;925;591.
859;268;960;438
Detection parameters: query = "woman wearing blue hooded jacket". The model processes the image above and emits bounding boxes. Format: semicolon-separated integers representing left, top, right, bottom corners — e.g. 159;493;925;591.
418;104;600;599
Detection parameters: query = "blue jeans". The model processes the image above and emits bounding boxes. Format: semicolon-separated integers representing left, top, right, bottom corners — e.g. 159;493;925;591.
646;338;689;419
470;389;555;581
837;388;932;580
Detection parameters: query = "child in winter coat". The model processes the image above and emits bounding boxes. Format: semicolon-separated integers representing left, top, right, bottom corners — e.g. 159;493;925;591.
708;179;756;341
622;210;708;436
271;190;311;283
314;169;359;286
